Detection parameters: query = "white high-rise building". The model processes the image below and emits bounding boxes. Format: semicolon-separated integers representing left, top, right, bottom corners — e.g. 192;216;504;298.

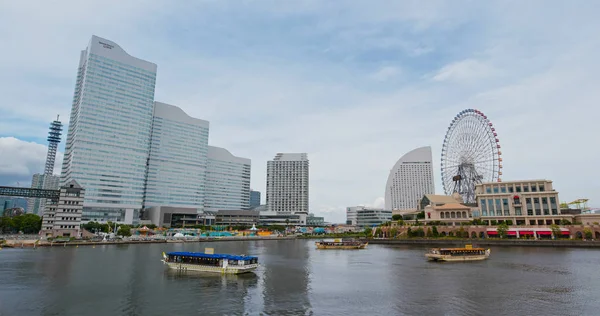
384;146;435;211
204;146;251;211
266;153;309;224
61;35;157;223
144;102;210;209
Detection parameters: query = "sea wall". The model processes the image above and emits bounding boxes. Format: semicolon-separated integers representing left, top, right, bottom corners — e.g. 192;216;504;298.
365;238;600;248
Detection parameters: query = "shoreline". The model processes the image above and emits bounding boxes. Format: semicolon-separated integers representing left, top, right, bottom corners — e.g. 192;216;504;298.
1;236;297;248
365;238;600;248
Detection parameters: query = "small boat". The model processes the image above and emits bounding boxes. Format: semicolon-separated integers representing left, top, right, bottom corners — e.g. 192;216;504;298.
426;245;490;262
161;249;259;274
315;238;368;249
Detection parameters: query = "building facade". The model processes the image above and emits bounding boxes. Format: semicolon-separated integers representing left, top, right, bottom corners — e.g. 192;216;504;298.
385;146;435;211
355;207;392;228
346;206;360;225
306;213;325;226
475;179;562;225
266;153;309;224
144;102;209;209
41;180;85;237
61;36;157;224
204;146;251;211
250;190;261;209
215;210;260;226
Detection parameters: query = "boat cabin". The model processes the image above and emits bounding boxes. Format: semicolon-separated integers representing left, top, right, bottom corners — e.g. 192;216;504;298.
430;248;487;256
165;252;258;266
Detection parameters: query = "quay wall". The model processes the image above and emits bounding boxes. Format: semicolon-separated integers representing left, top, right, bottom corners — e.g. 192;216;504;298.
365;238;600;248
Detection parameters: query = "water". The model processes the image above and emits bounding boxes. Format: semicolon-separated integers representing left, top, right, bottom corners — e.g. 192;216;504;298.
1;240;599;315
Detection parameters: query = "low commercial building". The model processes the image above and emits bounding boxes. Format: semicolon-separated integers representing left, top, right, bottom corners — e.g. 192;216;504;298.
41;180;85;238
354;207;392;228
142;206;215;228
258;210;306;226
306;213;325;226
215;210;259;226
475;180;563;225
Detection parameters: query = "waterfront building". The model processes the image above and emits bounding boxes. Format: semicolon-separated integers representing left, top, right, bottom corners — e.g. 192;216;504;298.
348;206;392;228
475;179;562;226
61;36;157;224
41;180;85;237
144;102;209;209
385;146;435;211
306;213;325;226
346;206;360;225
258;210;305;226
142;206;216;228
266;153;309;225
215;210;260;226
28;117;63;215
250;190;261;209
204;146;251;211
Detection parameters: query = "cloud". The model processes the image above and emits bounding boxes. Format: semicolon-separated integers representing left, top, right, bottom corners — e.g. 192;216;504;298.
1;1;599;222
0;137;63;186
432;59;499;82
369;66;401;81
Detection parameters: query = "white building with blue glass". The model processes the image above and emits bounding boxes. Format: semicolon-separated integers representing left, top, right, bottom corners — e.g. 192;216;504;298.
61;36;157;224
144;102;210;209
204;146;251;212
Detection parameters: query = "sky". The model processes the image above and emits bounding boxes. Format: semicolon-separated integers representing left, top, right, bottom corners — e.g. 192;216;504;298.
1;1;599;223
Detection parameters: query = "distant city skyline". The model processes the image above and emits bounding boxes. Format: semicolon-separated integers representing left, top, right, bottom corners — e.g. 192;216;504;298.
1;1;599;223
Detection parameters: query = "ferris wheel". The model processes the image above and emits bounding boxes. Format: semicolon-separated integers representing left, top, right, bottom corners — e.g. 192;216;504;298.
441;109;502;203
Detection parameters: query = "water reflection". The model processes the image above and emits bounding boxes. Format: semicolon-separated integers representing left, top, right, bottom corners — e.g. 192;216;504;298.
1;241;600;315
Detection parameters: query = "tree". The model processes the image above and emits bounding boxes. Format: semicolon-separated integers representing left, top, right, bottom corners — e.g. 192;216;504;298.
364;227;372;237
415;227;425;237
448;231;455;237
19;214;42;234
392;214;402;221
417;211;425;219
550;224;561;238
117;225;132;237
407;227;413;238
426;227;433;238
396;219;404;226
432;226;439;238
560;219;572;225
375;227;383;237
584;228;593;239
458;226;467;238
390;228;398;238
496;222;509;238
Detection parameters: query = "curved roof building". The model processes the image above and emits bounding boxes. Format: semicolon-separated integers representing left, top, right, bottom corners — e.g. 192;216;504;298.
385;146;435;211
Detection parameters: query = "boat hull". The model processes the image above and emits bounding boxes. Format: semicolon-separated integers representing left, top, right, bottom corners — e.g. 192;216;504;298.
162;261;259;274
425;254;489;262
315;242;368;250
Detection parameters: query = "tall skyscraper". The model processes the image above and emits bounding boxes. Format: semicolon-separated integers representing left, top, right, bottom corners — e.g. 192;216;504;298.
27;116;63;215
61;35;157;223
266;153;309;223
384;146;435;211
249;190;261;209
204;146;251;211
144;102;209;209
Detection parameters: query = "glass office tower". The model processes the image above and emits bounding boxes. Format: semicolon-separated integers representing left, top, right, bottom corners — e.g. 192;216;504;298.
61;36;157;223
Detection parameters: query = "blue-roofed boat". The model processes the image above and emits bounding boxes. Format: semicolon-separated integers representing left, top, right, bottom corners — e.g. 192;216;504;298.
162;249;259;274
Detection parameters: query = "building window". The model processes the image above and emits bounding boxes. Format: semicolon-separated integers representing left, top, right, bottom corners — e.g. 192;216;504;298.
539;185;545;192
516;186;522;193
486;187;492;193
495;199;502;216
481;200;488;216
502;199;509;216
441;212;445;219
515;207;522;216
508;186;514;193
493;187;499;193
523;185;529;192
531;185;537;192
526;198;533;216
550;196;558;215
501;187;507;193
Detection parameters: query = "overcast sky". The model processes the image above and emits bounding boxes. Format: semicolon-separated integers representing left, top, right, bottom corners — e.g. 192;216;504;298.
1;1;599;223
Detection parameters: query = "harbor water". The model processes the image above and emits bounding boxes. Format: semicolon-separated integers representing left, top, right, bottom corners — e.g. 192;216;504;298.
1;239;599;315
